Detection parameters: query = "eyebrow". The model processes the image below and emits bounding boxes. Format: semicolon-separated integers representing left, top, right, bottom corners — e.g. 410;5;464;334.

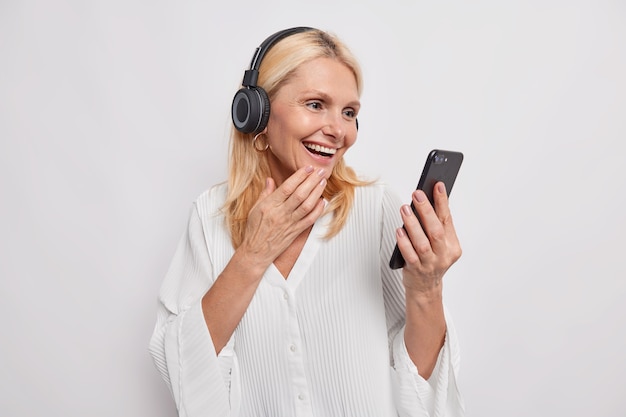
304;89;361;109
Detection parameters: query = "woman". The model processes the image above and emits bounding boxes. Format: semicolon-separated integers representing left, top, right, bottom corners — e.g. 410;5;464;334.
149;27;464;416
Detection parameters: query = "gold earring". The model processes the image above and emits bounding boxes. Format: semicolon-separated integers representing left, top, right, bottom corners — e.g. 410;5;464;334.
252;132;269;152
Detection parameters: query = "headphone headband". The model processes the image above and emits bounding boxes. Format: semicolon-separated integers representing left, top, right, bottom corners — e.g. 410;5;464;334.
241;26;315;88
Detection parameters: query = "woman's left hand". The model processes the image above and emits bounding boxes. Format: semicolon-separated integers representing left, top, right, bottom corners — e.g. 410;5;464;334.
395;181;462;296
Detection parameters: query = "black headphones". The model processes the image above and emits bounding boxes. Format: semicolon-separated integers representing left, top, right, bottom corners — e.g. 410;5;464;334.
231;26;315;134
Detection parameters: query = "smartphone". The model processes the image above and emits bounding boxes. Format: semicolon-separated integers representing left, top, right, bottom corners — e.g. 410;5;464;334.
389;149;464;270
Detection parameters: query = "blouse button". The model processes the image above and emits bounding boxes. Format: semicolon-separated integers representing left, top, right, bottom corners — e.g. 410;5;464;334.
290;344;297;352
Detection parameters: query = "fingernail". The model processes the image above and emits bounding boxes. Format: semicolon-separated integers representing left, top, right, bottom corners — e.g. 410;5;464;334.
317;168;326;177
320;178;327;187
438;182;446;194
305;165;314;173
402;205;412;216
414;190;426;203
397;227;405;237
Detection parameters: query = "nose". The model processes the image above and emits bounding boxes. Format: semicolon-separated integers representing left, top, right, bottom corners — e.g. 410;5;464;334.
321;112;346;142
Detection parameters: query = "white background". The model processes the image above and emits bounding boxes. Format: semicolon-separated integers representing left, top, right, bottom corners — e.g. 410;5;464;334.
1;0;625;416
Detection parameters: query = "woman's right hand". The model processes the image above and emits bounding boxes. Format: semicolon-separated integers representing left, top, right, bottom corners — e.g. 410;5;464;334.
240;165;328;268
202;165;327;353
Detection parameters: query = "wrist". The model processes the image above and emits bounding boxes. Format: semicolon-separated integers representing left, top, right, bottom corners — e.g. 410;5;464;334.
405;284;443;307
230;246;271;283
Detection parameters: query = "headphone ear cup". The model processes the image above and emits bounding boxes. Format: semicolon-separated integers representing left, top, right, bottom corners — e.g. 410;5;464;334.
231;87;270;134
256;87;270;133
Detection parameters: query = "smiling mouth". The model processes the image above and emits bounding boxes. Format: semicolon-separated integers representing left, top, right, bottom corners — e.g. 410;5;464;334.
304;142;337;157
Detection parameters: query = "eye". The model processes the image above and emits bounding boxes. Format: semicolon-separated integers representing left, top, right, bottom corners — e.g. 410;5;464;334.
343;108;357;119
306;101;323;110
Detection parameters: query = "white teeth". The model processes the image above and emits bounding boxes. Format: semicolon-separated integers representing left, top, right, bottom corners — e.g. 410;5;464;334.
304;143;337;155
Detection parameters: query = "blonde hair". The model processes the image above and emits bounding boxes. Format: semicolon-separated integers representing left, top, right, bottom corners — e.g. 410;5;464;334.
224;29;371;249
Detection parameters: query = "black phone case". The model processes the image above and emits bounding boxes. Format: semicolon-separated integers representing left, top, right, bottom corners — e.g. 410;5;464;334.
388;149;464;270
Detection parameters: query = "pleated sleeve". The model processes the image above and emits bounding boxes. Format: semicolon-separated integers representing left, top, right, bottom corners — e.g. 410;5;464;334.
148;200;235;417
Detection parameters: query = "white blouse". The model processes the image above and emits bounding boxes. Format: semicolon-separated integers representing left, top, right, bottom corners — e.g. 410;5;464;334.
149;182;464;417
